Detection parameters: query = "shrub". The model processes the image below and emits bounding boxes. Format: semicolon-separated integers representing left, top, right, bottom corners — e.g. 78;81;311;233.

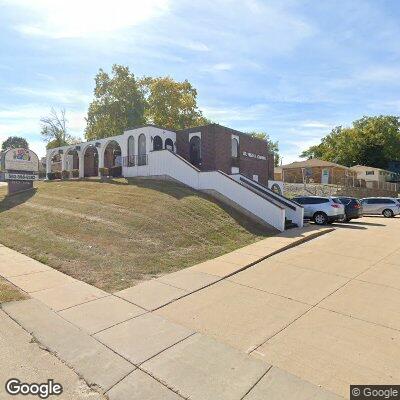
47;172;55;180
61;170;70;179
99;167;109;177
53;171;62;180
109;166;122;177
71;169;79;178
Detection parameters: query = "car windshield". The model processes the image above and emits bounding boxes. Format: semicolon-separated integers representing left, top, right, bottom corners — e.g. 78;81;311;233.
332;198;342;204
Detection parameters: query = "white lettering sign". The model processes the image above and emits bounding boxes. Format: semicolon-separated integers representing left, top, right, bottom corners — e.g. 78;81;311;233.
5;172;38;181
242;151;266;160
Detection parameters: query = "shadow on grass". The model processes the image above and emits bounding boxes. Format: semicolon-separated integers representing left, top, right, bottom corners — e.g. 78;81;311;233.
43;177;274;237
0;188;37;213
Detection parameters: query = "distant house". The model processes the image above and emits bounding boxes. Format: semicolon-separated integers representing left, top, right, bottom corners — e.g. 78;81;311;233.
351;165;399;188
387;160;400;180
278;158;357;185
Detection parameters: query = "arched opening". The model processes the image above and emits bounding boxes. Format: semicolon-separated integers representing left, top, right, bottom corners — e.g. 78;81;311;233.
104;140;122;176
127;135;135;166
84;145;99;177
165;138;174;151
231;138;239;158
189;136;201;167
138;134;147;165
65;149;79;174
50;152;62;172
153;135;163;151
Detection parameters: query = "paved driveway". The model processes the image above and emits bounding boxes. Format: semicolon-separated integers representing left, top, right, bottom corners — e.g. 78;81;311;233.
157;217;400;398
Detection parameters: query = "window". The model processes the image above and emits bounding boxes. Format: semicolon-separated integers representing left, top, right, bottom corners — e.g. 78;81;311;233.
138;134;147;165
293;197;305;204
165;138;174;151
189;136;201;166
127;136;135;166
295;197;329;205
338;197;351;205
153;135;163;151
231;138;239;158
365;171;375;175
380;199;395;204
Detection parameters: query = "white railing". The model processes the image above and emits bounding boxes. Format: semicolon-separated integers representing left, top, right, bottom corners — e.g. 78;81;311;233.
123;150;286;231
230;174;304;228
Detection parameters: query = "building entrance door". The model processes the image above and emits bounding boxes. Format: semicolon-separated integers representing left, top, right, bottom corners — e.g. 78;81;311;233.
189;136;201;167
321;168;329;184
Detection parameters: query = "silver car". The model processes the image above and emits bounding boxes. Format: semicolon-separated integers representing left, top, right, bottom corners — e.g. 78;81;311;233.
360;197;400;218
292;196;345;225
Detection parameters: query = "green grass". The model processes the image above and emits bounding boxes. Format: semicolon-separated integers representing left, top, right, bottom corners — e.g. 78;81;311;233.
0;178;272;292
0;277;27;303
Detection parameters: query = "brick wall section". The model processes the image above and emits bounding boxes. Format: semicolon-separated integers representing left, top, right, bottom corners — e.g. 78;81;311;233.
176;124;272;186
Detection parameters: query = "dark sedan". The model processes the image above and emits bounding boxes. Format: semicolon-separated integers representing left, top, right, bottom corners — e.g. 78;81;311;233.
335;197;363;222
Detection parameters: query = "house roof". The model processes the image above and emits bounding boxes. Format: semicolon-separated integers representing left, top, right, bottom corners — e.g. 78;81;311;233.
281;158;351;170
351;165;387;172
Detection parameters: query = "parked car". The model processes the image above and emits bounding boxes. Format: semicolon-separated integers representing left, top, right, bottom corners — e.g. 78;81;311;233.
360;197;400;218
392;197;400;206
292;196;345;225
335;197;363;222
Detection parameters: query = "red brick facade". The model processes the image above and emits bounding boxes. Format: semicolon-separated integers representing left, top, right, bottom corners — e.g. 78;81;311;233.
176;124;273;186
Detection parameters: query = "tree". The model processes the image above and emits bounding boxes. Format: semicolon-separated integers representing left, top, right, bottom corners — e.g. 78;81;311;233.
85;65;146;140
300;116;400;168
1;136;29;151
248;131;281;166
41;108;77;149
139;76;209;130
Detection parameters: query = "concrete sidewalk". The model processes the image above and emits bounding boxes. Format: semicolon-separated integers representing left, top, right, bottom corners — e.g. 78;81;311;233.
0;225;341;399
0;309;104;400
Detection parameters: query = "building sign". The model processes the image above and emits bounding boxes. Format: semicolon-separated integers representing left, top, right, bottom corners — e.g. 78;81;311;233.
5;172;39;181
4;148;39;172
242;151;266;160
3;147;39;195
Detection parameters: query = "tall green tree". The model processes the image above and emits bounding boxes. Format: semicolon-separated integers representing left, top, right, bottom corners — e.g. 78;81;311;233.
139;76;209;130
41;108;77;149
301;115;400;168
248;131;281;166
1;136;29;151
85;65;146;140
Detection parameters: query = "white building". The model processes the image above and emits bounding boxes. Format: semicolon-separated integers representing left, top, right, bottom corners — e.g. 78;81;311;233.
46;125;303;231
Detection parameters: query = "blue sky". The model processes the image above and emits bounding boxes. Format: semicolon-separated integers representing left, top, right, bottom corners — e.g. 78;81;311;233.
1;0;400;162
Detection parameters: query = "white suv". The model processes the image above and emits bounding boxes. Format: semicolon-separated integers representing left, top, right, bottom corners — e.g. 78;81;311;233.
360;197;400;218
292;196;345;225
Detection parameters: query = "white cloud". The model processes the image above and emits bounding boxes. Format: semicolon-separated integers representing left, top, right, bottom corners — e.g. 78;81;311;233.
202;103;270;123
3;0;169;38
0;105;86;157
301;121;332;129
180;41;210;52
10;87;90;104
359;66;400;83
212;63;233;71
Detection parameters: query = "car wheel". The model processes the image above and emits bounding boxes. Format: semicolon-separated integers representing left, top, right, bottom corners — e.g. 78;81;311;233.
313;212;328;225
383;209;394;218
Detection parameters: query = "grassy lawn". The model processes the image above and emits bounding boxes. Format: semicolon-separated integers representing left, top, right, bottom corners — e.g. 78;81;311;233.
0;277;27;303
0;178;271;292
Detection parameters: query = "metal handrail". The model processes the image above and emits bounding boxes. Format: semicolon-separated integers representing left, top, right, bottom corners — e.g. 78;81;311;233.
122;155;148;167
